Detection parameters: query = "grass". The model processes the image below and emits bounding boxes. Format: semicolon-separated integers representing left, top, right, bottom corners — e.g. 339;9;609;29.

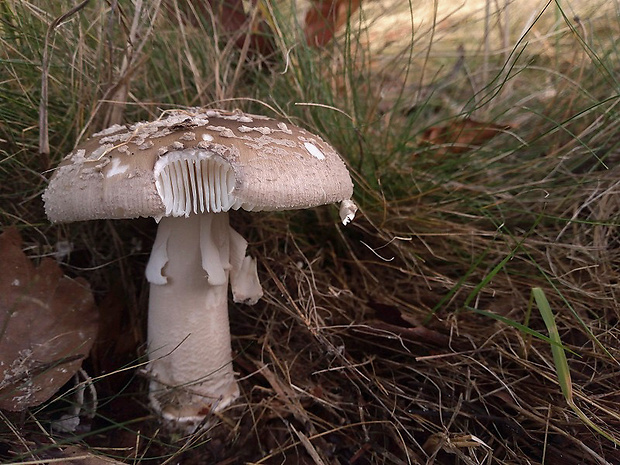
1;0;620;463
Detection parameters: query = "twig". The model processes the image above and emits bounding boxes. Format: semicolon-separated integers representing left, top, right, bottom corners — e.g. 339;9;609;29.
39;0;91;167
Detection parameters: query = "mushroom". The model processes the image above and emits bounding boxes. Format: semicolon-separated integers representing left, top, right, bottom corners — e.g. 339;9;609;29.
43;108;357;430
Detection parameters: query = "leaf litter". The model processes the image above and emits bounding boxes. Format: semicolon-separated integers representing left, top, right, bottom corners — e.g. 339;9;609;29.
0;228;98;411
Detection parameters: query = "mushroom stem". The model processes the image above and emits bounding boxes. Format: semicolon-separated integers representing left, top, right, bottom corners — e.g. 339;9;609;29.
146;213;240;427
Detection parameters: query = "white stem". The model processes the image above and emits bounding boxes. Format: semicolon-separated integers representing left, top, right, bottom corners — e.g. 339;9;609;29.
146;213;239;427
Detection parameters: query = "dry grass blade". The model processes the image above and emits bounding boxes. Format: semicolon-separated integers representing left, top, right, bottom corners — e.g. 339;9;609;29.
101;0;163;127
38;0;91;165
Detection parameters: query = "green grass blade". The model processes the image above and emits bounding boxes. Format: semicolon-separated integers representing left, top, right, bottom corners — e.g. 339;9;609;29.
532;287;572;400
468;306;577;355
532;287;620;446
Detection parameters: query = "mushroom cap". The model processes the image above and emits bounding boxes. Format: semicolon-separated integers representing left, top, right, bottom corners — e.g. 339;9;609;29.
43;109;355;223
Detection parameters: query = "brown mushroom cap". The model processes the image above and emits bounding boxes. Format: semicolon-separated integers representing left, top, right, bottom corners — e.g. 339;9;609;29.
43;109;355;223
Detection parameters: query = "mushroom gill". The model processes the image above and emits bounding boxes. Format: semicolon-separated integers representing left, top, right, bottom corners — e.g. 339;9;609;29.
154;150;236;216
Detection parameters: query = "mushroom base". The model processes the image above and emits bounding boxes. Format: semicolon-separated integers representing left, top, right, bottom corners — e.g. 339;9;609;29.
147;270;239;428
146;213;261;430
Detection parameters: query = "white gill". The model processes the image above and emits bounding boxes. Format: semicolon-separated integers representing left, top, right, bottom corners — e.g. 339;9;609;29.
154;150;236;216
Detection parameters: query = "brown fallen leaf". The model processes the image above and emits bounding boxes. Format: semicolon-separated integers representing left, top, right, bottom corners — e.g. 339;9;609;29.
0;228;98;411
305;0;362;47
163;0;275;56
420;118;511;154
362;320;451;348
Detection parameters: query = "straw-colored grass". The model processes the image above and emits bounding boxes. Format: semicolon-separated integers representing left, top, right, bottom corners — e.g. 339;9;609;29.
1;0;619;463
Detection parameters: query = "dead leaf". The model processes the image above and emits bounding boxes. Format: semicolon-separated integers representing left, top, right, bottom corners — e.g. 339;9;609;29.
305;0;361;47
0;228;98;411
420;118;511;154
163;0;274;56
363;320;451;348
